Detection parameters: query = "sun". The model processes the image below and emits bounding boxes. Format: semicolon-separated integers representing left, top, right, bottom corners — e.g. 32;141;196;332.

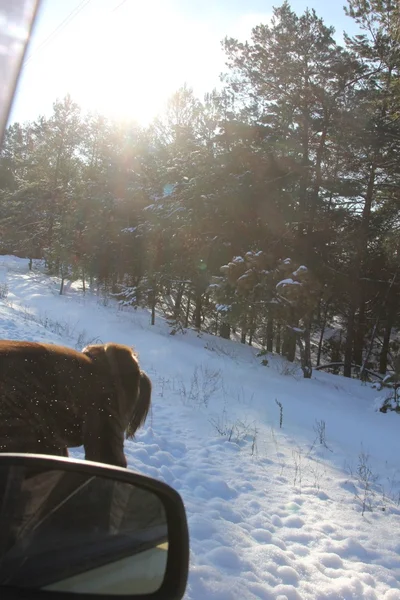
65;1;224;125
71;3;172;123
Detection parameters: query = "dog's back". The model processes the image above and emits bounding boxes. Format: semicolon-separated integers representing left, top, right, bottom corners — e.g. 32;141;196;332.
0;340;152;467
0;341;93;453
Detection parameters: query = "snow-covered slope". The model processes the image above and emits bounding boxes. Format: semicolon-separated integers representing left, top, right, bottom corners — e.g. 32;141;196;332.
0;255;399;600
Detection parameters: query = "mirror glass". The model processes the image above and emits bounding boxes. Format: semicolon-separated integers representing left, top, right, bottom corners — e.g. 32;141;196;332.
0;465;168;595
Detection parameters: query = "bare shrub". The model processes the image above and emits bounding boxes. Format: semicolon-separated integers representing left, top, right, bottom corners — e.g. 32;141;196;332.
345;450;380;516
356;450;379;516
309;419;332;453
275;399;283;428
155;375;173;398
307;459;325;492
209;406;257;447
234;385;254;407
74;331;103;350
178;364;222;407
204;341;238;360
292;448;303;490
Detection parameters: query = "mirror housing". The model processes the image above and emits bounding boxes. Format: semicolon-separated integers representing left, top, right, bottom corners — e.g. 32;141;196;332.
0;454;189;600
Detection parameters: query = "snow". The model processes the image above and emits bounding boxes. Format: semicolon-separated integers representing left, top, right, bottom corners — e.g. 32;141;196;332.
291;327;305;334
276;278;301;288
323;327;341;342
292;266;308;277
215;304;230;313
0;255;400;600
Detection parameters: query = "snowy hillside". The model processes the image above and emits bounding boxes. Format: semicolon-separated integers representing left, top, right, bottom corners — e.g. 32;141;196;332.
0;255;399;600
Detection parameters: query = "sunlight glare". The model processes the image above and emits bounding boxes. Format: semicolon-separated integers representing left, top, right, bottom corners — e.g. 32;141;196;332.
68;1;225;124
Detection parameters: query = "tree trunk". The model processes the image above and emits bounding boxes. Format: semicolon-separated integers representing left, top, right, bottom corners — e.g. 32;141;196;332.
307;111;329;239
353;296;365;366
82;268;86;295
28;257;33;271
330;334;342;374
362;271;398;378
194;293;202;331
276;324;281;354
282;328;296;362
345;162;376;376
174;283;185;319
215;312;219;335
248;330;253;346
297;325;312;379
379;312;394;375
184;291;191;328
134;276;141;306
219;322;230;339
317;298;330;366
111;273;119;295
241;329;246;344
150;288;156;325
266;317;274;352
59;275;65;295
298;105;310;235
303;322;312;378
316;295;322;324
47;145;63;247
344;301;356;378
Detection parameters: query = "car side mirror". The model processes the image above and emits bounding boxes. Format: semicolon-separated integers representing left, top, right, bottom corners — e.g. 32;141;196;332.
0;454;189;600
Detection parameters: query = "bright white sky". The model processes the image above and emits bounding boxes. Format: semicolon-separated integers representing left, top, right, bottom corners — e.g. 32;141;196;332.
10;0;359;126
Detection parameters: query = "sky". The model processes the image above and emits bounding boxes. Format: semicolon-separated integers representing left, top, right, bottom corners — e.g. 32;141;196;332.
10;0;360;126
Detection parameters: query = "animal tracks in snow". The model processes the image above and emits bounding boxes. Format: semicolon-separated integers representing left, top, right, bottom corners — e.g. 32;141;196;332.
125;418;400;599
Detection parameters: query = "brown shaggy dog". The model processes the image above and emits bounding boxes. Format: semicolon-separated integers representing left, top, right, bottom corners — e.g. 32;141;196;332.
0;340;152;467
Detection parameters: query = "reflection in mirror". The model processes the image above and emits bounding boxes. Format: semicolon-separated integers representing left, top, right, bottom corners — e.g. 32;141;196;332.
0;465;168;595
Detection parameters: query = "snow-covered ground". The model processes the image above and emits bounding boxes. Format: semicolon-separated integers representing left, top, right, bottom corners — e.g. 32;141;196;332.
0;255;399;600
